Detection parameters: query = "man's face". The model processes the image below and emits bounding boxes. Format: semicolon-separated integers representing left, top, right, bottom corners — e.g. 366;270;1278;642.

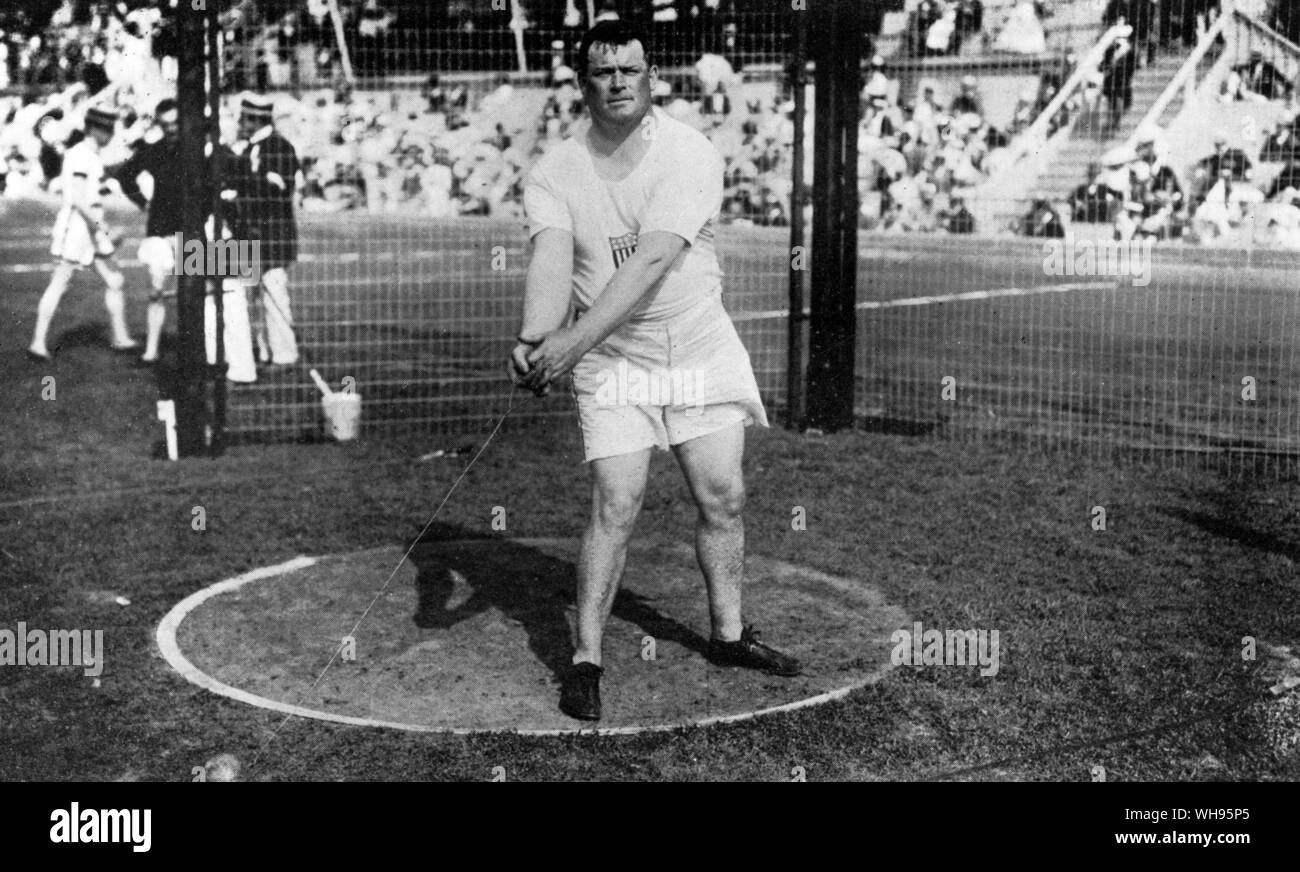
239;113;261;139
582;40;655;128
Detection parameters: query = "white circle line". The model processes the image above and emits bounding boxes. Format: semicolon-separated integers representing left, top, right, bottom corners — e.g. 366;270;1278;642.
155;544;895;736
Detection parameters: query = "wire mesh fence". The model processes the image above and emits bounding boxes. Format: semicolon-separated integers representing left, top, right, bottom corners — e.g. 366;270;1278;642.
5;0;1300;473
208;0;799;441
852;235;1300;475
850;0;1300;475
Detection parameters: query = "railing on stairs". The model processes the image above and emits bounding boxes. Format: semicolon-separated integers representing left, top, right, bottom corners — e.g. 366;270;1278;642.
1116;0;1300;200
1119;4;1237;154
965;22;1129;233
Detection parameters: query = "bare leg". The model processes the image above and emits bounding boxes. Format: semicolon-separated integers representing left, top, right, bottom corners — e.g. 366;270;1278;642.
672;421;747;642
143;262;170;362
93;258;134;348
573;448;651;666
31;262;76;356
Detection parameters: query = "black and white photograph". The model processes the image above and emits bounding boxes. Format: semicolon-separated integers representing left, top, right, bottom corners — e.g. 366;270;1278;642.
0;0;1295;826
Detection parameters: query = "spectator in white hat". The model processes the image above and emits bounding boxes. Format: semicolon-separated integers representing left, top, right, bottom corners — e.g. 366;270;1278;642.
1191;131;1253;202
1100;24;1137;134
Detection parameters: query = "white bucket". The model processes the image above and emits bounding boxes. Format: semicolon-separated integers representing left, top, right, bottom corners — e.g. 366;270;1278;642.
322;392;361;441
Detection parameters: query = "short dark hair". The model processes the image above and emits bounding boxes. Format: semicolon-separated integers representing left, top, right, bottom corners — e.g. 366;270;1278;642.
576;20;652;80
155;98;178;117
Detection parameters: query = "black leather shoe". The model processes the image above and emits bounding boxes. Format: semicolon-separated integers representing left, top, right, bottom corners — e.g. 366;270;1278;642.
559;662;603;721
708;625;801;676
26;349;53;364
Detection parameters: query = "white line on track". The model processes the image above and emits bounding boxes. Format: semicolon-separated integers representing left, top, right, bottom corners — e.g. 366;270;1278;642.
729;280;1118;322
0;248;527;274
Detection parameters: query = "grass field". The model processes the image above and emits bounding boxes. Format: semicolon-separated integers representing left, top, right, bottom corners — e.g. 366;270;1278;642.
239;218;1300;459
2;200;1299;781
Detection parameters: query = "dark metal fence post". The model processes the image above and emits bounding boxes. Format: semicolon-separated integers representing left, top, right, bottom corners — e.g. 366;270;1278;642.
208;0;227;456
176;0;210;456
806;0;862;432
786;5;808;430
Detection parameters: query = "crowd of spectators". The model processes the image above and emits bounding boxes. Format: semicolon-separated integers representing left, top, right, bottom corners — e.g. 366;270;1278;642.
907;0;1051;58
0;2;173;96
286;50;801;224
1052;89;1300;248
0;18;805;227
219;0;778;83
0;1;180;200
7;0;1300;248
1004;0;1300;247
0;27;1127;241
856;66;1011;234
221;0;391;92
282;74;531;219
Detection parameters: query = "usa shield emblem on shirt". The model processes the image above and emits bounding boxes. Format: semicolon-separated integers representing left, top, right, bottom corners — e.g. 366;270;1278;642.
609;232;638;268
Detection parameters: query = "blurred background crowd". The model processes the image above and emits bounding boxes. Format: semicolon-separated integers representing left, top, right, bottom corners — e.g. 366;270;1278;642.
4;0;1300;245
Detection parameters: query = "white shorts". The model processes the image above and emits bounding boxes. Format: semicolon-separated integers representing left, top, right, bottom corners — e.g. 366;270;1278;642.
138;234;177;277
50;204;114;267
569;294;769;462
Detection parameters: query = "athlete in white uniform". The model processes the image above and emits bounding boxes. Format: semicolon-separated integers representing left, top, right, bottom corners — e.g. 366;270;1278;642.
510;21;799;721
29;106;136;361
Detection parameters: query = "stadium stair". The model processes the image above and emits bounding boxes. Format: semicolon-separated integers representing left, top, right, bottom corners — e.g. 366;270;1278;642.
987;44;1220;233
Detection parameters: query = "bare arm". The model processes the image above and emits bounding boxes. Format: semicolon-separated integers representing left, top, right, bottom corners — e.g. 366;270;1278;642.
518;227;575;340
508;227;573;390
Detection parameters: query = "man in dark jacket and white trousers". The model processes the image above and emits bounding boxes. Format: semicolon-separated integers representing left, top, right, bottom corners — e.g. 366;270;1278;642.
235;93;301;366
115;98;183;365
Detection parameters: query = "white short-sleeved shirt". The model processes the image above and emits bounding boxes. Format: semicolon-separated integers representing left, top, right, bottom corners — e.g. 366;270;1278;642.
523;106;725;324
60;140;106;210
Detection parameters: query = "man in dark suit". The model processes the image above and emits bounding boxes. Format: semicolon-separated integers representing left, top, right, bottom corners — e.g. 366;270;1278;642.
1069;162;1119;223
235;94;301;366
1101;25;1137;133
1104;0;1155;62
1021;197;1066;238
1191;132;1252;203
1194;133;1253;182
